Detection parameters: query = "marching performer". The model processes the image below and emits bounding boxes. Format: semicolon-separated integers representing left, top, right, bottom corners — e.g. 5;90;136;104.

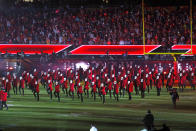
54;82;60;102
19;76;25;96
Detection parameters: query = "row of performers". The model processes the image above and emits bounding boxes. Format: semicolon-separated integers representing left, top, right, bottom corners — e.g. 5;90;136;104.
1;71;195;103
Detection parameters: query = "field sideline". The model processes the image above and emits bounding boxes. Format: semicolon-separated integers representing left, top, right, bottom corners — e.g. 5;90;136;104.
0;85;196;131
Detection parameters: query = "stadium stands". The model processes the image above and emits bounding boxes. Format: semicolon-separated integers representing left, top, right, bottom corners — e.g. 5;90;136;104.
0;1;193;46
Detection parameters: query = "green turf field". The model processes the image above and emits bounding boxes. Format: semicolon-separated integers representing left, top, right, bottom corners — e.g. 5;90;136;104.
0;86;196;131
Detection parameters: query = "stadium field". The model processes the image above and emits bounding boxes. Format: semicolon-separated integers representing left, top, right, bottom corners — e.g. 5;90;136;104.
0;86;196;131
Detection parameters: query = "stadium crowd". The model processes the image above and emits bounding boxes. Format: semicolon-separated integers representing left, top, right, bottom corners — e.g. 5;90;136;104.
0;62;195;110
0;2;194;47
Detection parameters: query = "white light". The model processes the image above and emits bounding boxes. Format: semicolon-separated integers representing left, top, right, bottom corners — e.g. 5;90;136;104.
90;126;97;131
24;0;33;2
76;62;89;71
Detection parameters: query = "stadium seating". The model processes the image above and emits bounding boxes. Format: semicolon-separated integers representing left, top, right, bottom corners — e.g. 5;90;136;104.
0;2;193;46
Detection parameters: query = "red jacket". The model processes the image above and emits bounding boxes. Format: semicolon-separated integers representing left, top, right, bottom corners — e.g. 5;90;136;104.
27;76;31;84
13;78;18;87
2;92;7;101
193;76;196;85
127;82;133;93
101;86;106;95
87;70;92;80
110;69;115;78
23;73;28;81
0;90;3;101
7;74;11;81
128;74;132;81
48;82;53;91
146;77;150;86
156;79;162;89
136;78;141;87
53;72;57;80
60;76;64;84
140;81;146;90
96;79;101;88
78;85;83;94
182;75;187;84
63;80;68;89
6;82;12;91
20;79;25;88
84;81;89;90
36;84;39;93
55;85;60;93
2;80;6;87
31;78;36;87
122;79;127;89
112;77;116;82
33;71;38;78
107;81;112;91
167;78;173;86
114;84;119;94
47;76;52;81
149;74;153;82
43;75;47;81
92;84;97;92
70;83;74;92
75;78;80;86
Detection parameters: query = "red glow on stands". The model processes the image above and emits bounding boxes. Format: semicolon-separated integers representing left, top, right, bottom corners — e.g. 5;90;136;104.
70;45;160;55
0;45;70;54
9;67;13;70
0;44;194;56
172;45;196;56
125;11;128;14
55;9;60;14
